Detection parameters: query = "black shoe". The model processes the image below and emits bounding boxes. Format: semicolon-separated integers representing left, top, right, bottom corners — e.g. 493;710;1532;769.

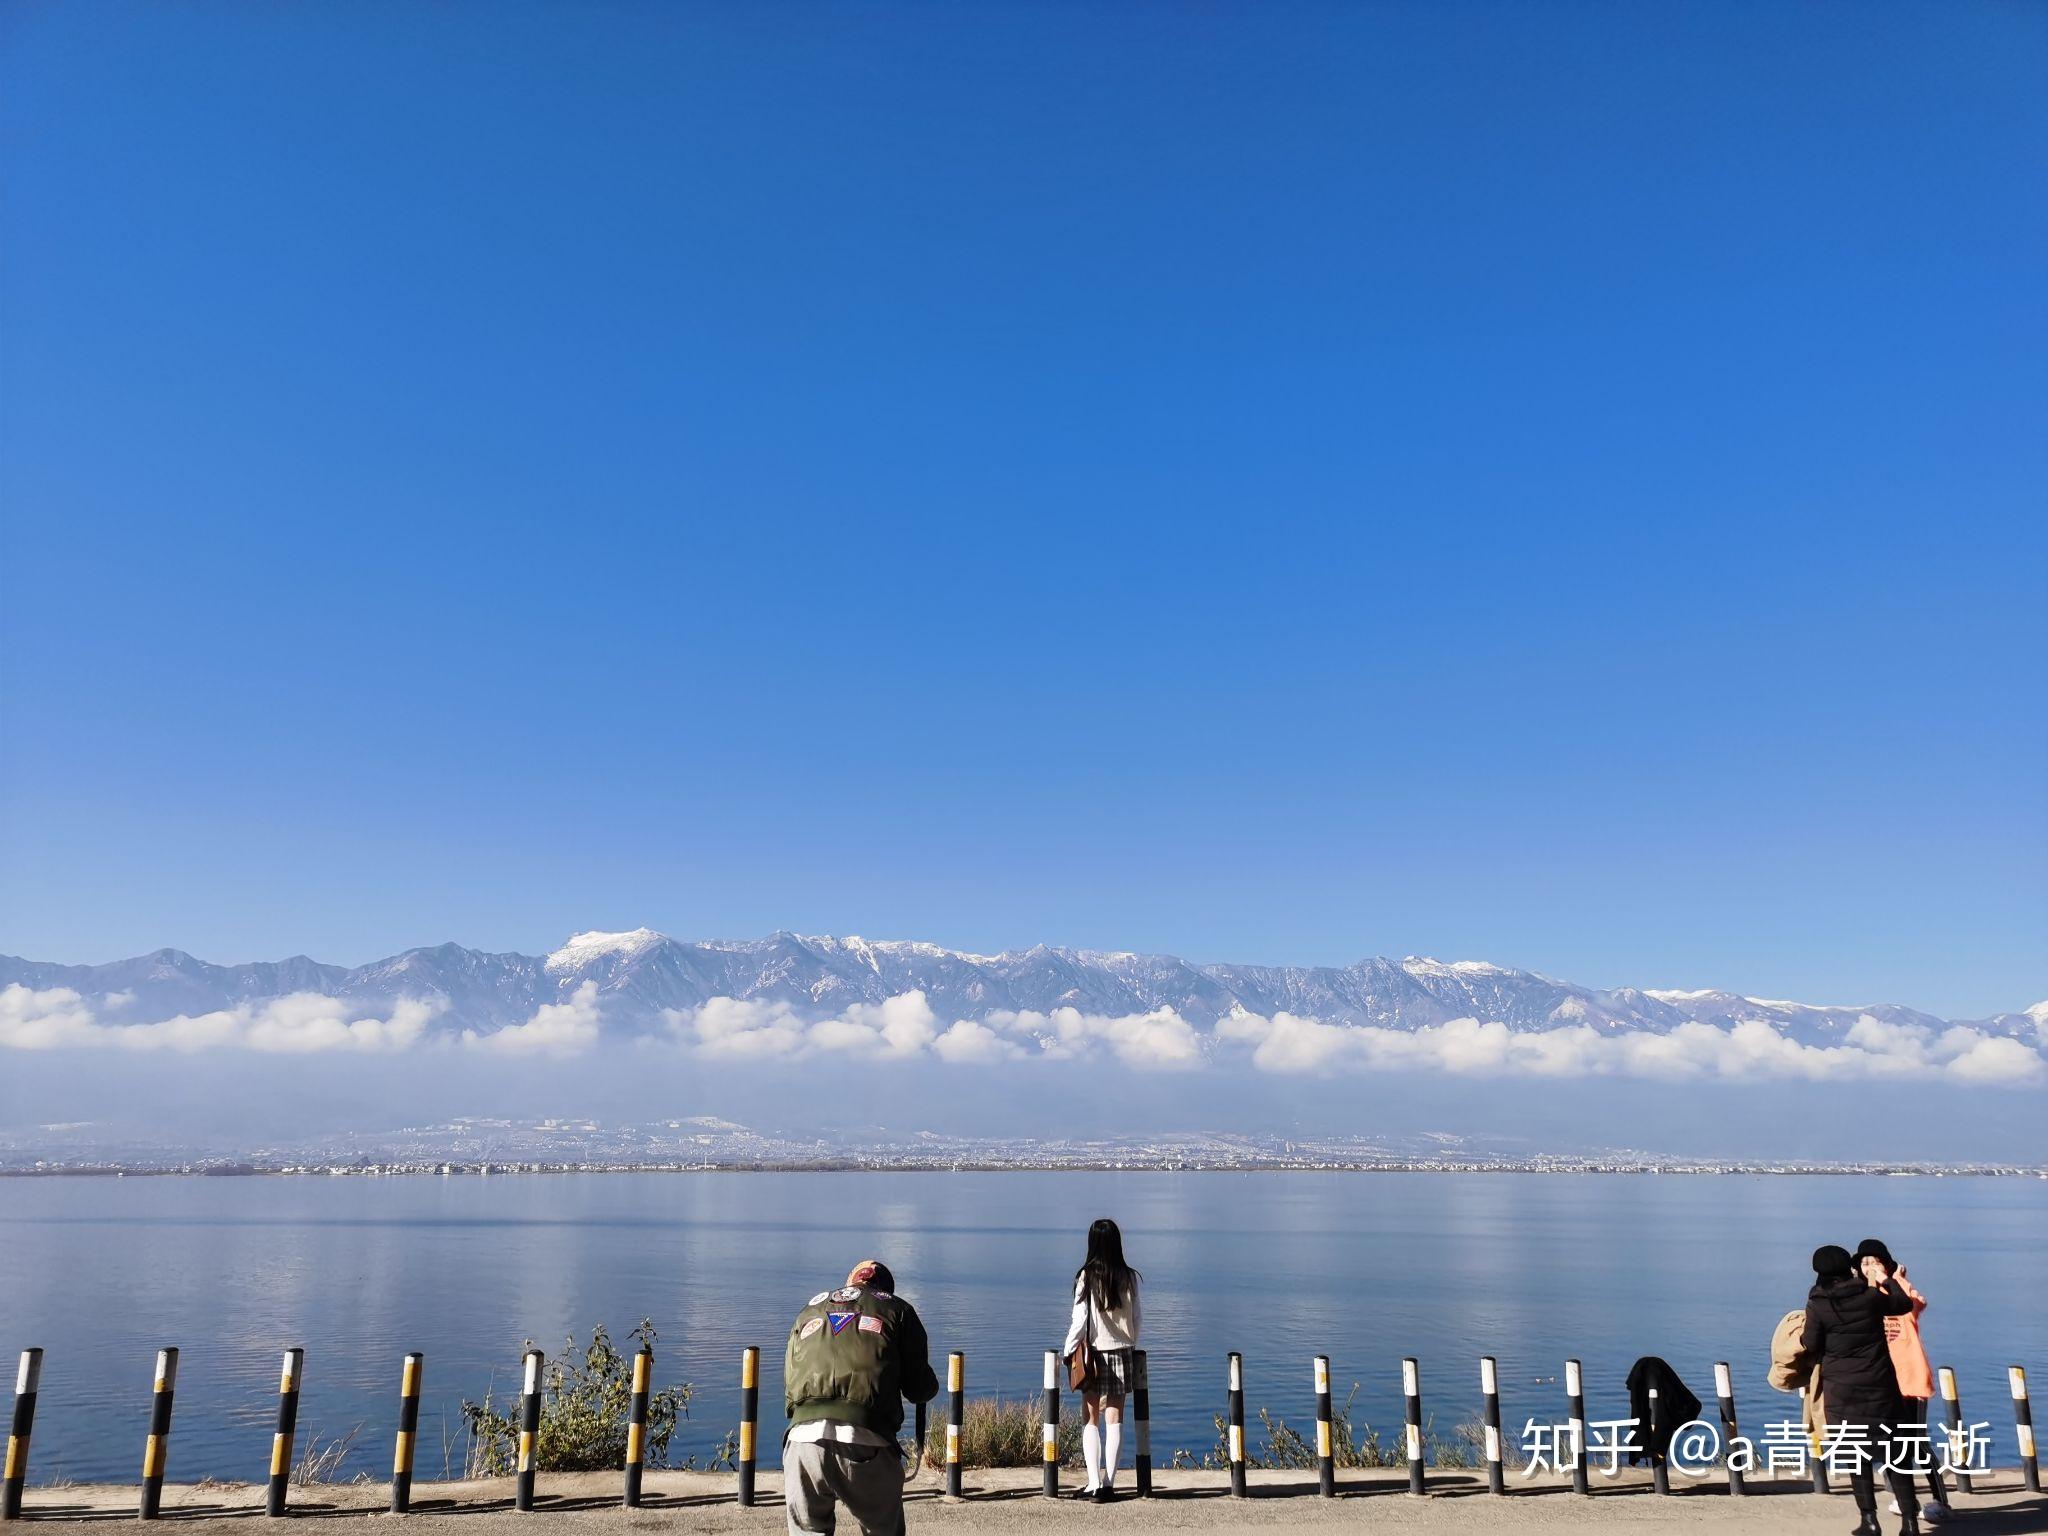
1851;1516;1882;1536
1092;1486;1112;1504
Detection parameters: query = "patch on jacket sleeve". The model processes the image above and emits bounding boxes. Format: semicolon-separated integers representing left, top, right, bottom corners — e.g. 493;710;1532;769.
858;1315;884;1334
800;1317;824;1340
830;1286;863;1302
809;1292;831;1306
828;1312;858;1335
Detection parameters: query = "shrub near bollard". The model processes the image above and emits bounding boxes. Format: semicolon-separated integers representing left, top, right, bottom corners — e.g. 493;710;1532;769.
3;1350;41;1522
391;1354;424;1514
266;1349;304;1517
139;1349;179;1520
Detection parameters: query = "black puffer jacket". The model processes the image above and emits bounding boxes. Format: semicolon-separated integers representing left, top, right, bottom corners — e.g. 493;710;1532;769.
1800;1273;1914;1425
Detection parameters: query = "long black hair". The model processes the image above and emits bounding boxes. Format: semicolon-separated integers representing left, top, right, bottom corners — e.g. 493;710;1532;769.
1075;1217;1140;1310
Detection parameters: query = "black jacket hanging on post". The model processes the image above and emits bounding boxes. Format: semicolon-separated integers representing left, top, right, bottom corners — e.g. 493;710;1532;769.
1625;1357;1703;1464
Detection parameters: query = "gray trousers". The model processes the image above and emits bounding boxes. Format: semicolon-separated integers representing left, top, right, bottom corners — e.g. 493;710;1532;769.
783;1439;905;1536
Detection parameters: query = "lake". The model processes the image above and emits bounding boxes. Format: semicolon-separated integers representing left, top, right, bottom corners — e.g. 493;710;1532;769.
2;1171;2043;1483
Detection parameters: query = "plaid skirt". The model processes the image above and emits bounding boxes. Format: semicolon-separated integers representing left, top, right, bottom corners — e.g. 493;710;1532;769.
1088;1347;1138;1395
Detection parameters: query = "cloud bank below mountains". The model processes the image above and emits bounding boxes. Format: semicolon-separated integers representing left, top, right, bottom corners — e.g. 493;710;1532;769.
3;982;2039;1086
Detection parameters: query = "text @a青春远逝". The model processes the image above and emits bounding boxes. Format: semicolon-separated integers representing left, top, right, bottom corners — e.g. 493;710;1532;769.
1518;1417;1994;1478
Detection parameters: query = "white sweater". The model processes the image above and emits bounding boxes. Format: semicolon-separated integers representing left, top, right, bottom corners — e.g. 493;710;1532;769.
1061;1273;1141;1354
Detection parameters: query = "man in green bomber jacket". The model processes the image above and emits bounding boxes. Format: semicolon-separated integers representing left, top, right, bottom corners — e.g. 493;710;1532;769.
783;1259;940;1536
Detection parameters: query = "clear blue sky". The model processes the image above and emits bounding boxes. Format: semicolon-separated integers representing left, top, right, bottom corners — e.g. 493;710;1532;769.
2;1;2042;1016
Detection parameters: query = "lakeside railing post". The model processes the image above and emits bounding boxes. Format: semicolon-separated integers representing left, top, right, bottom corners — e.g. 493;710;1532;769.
139;1347;178;1520
3;1349;41;1521
1226;1353;1247;1498
391;1354;423;1514
1713;1362;1745;1498
1647;1382;1669;1495
1402;1357;1425;1496
266;1348;304;1516
737;1347;759;1506
514;1349;542;1512
621;1345;650;1508
1132;1350;1151;1498
1041;1351;1059;1498
1480;1356;1505;1496
1565;1358;1589;1497
1939;1366;1974;1496
2014;1366;2039;1493
944;1353;963;1499
1803;1387;1828;1495
1313;1355;1334;1497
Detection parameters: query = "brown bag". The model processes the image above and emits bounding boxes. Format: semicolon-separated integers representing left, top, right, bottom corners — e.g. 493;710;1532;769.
1066;1284;1097;1390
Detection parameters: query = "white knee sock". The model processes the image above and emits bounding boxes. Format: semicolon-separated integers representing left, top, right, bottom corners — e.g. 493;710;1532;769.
1082;1423;1102;1489
1102;1421;1122;1485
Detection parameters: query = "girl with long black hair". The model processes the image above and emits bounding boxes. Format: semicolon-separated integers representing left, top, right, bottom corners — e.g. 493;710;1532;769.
1060;1217;1142;1502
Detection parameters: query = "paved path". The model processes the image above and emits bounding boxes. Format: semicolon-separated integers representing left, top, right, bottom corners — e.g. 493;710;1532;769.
13;1470;2046;1534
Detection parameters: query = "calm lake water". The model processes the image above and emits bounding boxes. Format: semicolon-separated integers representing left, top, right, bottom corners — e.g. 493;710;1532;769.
2;1171;2044;1484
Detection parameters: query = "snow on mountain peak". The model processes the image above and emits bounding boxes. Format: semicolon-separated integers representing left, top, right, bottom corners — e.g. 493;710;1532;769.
1402;957;1511;980
545;928;665;974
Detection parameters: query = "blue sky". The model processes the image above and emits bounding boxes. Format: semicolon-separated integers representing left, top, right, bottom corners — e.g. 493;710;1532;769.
2;1;2043;1017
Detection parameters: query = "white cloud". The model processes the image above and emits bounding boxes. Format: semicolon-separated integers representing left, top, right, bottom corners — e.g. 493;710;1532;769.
465;983;602;1055
931;1019;1024;1064
0;984;435;1053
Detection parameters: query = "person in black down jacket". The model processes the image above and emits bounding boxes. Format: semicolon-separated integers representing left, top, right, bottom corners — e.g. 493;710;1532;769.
1801;1244;1920;1536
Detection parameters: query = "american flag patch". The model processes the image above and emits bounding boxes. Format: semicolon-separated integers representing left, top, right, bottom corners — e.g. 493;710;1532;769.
858;1315;884;1334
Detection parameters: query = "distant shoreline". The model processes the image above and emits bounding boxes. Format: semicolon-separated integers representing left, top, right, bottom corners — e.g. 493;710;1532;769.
5;1161;2044;1178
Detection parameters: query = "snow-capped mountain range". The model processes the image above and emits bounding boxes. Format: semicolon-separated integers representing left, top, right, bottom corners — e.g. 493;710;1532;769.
4;929;2042;1051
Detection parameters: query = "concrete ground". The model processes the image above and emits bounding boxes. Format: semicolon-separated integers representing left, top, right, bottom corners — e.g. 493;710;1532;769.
11;1468;2046;1534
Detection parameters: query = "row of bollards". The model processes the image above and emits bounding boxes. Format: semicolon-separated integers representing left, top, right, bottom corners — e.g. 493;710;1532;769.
0;1343;2038;1515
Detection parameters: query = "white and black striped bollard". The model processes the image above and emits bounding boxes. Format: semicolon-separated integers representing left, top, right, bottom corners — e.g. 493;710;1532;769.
1713;1362;1745;1498
1041;1351;1059;1498
1480;1356;1505;1496
514;1349;542;1512
944;1353;963;1499
139;1348;178;1520
1938;1366;1973;1496
1132;1350;1151;1498
391;1354;423;1514
737;1347;759;1506
1313;1355;1334;1497
2014;1366;2039;1493
3;1349;41;1521
1565;1358;1589;1496
621;1345;650;1508
1402;1357;1425;1495
1649;1382;1671;1494
1226;1353;1247;1497
266;1348;304;1516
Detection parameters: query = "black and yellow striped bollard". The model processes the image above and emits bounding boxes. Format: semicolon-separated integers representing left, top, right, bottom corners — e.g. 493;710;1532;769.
1713;1362;1745;1498
737;1347;759;1506
391;1353;423;1514
1226;1353;1246;1498
622;1346;650;1508
1564;1358;1589;1497
2013;1366;2038;1493
1312;1355;1334;1497
267;1348;304;1516
1041;1351;1059;1498
4;1349;42;1521
944;1353;963;1499
1402;1357;1425;1496
514;1349;543;1512
139;1348;179;1520
1938;1366;1973;1496
1132;1351;1151;1498
1480;1356;1505;1496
